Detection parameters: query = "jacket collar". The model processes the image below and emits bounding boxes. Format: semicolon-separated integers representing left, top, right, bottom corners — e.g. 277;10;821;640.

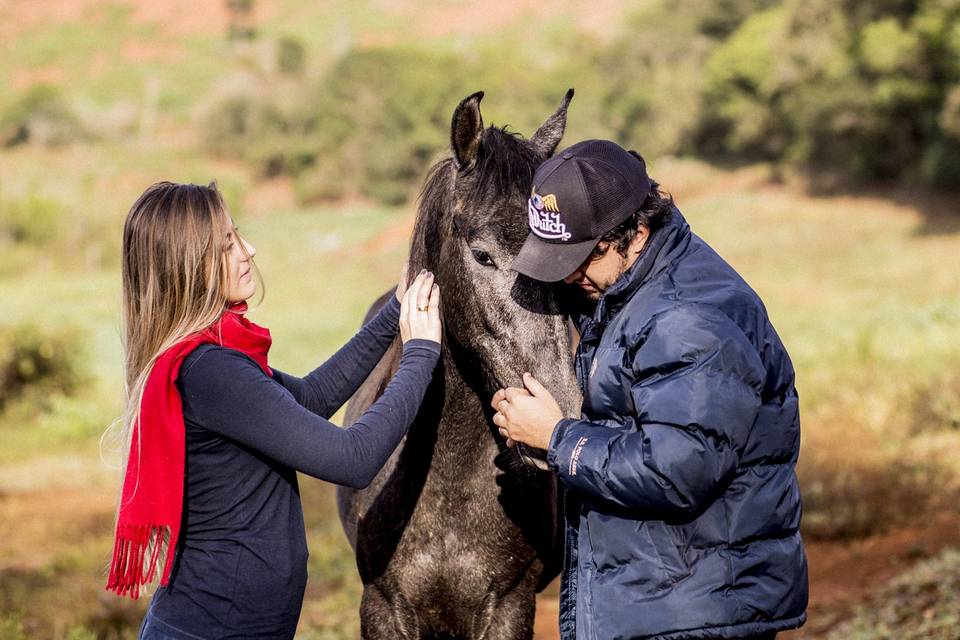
578;207;691;340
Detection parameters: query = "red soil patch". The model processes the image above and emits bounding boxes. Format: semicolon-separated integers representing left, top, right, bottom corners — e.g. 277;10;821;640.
0;0;274;43
0;0;100;43
10;66;67;91
388;0;633;41
784;509;960;638
0;487;114;570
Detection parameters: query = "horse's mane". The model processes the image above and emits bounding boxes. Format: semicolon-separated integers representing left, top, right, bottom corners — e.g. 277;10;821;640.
407;126;540;278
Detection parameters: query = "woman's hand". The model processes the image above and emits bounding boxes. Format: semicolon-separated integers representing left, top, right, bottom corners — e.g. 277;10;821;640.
399;270;442;345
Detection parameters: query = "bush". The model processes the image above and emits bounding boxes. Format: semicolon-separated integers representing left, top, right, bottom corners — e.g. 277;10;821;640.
910;370;960;434
697;0;960;187
592;2;716;159
200;73;322;182
0;194;61;246
0;325;84;411
202;46;475;205
294;159;347;203
200;88;282;159
204;1;960;201
306;47;474;204
0;85;86;147
276;36;306;75
0;616;27;640
800;451;944;539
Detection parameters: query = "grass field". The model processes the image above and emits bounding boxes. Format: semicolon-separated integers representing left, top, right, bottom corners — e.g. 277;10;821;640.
3;143;960;638
3;1;960;637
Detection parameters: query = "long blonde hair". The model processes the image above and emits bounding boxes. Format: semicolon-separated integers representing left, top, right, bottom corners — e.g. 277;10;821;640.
110;181;261;505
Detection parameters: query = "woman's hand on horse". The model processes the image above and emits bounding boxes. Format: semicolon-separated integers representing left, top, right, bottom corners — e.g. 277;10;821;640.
400;270;442;345
491;373;563;450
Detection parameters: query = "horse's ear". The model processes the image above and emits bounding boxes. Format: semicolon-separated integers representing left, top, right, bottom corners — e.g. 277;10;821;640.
451;91;484;171
530;88;574;158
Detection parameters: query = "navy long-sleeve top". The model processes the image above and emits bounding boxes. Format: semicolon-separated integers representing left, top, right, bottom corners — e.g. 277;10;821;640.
145;296;439;639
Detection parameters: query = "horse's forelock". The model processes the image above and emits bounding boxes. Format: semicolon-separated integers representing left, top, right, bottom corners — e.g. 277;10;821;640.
410;127;540;268
471;126;540;203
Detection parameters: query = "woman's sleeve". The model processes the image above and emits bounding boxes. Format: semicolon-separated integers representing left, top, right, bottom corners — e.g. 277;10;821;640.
273;295;402;419
179;339;439;489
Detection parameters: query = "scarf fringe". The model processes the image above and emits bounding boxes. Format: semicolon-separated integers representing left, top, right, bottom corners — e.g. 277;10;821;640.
106;524;172;599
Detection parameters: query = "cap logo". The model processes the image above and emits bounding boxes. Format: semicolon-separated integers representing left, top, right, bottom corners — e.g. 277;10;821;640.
528;188;571;241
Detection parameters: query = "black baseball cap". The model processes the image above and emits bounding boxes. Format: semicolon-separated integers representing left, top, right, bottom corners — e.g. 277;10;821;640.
512;139;653;282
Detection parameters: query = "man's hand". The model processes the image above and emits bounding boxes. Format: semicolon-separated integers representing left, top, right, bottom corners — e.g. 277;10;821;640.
491;373;564;451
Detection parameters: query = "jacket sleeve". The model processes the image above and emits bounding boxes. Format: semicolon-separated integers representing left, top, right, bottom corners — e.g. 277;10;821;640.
546;303;765;517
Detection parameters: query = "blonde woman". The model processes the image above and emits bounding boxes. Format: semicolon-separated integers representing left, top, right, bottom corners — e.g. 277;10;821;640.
107;182;441;639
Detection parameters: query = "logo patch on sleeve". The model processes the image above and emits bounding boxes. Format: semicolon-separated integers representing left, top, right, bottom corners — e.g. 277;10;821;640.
528;188;571;241
569;436;588;476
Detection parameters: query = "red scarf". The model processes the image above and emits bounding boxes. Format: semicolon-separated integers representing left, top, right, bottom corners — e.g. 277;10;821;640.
106;302;272;599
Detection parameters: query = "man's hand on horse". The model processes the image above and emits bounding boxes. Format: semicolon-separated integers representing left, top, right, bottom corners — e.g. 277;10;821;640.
491;373;564;451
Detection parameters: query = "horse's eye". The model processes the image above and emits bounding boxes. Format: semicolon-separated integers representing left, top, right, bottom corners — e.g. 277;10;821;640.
471;248;496;267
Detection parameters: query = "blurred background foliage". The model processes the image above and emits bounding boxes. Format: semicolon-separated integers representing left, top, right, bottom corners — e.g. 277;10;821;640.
1;0;959;638
4;0;959;205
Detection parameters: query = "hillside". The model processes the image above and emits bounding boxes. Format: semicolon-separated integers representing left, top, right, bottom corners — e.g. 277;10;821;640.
2;1;959;638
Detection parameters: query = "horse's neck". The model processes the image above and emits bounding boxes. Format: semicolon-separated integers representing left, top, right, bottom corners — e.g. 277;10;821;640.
433;345;491;447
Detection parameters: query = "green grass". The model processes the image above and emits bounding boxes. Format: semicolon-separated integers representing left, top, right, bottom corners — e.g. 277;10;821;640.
3;144;960;635
0;198;405;458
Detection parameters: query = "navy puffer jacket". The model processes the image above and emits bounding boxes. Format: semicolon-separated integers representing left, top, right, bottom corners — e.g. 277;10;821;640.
546;208;808;639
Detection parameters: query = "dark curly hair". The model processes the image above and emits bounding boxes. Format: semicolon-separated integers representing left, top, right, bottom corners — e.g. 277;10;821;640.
590;182;674;259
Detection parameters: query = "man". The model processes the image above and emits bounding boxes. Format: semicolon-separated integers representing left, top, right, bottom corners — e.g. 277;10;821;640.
492;140;808;640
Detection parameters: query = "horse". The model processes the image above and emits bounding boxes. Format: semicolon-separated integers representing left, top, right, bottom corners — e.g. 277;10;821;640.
337;90;581;640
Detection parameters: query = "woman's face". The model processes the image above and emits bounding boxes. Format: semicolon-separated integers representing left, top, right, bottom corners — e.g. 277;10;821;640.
222;215;257;303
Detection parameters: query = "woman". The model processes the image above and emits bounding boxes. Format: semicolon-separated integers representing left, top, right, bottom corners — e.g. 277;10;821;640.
107;181;441;639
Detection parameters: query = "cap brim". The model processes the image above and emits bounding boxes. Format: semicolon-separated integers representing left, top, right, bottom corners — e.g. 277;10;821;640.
510;233;599;283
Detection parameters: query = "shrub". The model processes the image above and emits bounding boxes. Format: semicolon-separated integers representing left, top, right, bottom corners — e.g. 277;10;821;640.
276;36;305;75
203;46;476;205
697;0;960;187
800;450;944;539
0;85;86;147
910;370;960;434
0;616;27;640
592;1;717;159
294;160;347;204
308;46;473;204
0;194;61;246
200;89;279;159
0;325;84;411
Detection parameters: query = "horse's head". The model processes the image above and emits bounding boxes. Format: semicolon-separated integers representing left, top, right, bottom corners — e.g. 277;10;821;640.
409;91;582;452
